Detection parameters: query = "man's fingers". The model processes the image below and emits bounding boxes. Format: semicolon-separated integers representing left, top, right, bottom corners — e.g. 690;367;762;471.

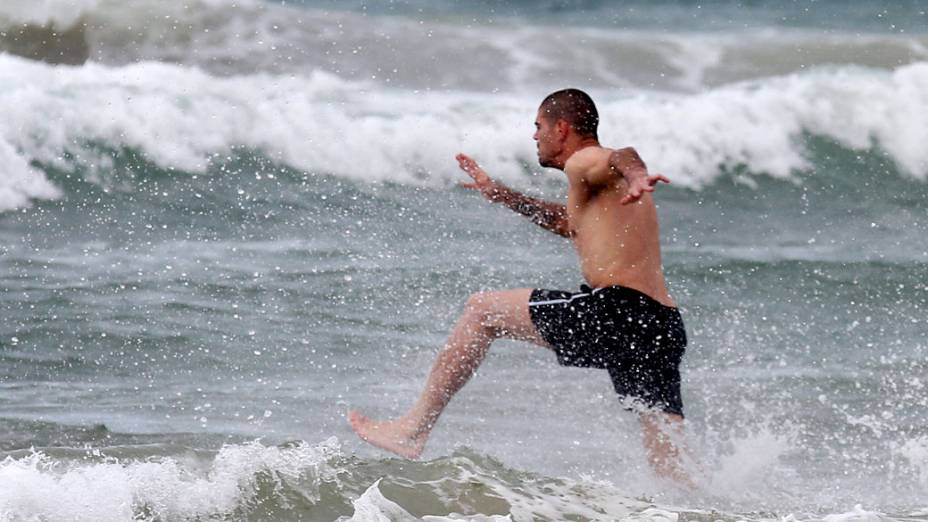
457;160;481;179
456;153;478;170
456;153;493;193
620;173;671;205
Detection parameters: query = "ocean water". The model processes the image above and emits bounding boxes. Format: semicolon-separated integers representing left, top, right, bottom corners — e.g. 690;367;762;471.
1;0;927;520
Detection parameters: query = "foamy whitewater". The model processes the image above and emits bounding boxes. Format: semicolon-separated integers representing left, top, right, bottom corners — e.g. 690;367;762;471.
1;1;927;520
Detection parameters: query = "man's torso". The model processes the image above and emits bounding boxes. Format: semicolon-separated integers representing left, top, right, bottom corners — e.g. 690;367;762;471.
564;146;675;307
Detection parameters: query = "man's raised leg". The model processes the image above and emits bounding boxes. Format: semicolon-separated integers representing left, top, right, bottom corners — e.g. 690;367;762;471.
349;288;548;459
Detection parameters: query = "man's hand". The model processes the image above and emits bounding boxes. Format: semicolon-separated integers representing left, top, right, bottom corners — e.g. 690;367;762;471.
456;152;569;237
456;153;505;203
620;172;671;205
609;148;670;205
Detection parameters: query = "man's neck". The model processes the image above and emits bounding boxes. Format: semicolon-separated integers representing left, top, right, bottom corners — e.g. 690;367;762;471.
574;137;600;152
558;137;600;168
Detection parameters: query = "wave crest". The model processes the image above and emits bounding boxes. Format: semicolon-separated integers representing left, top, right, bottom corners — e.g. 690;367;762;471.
1;55;926;212
0;438;342;521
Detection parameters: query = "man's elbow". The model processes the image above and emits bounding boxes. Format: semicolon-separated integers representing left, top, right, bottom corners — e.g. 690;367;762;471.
614;146;643;163
557;218;572;238
611;147;647;175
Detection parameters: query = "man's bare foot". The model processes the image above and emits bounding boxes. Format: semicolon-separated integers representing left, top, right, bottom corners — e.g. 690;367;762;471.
348;410;428;459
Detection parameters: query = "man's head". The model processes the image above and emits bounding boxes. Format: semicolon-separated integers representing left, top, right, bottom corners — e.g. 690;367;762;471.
534;88;599;169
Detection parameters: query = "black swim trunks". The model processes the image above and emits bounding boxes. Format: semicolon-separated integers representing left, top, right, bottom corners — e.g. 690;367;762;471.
528;284;687;416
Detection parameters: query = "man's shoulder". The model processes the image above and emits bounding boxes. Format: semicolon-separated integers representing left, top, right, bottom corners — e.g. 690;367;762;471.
565;146;613;177
569;145;612;162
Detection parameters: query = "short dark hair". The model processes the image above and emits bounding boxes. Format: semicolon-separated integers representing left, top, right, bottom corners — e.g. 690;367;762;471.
538;88;599;139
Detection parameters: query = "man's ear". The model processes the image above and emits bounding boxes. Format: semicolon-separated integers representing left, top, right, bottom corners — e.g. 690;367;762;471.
556;119;570;141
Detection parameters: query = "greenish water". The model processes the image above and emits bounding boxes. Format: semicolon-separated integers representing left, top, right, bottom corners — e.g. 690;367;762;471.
1;0;928;520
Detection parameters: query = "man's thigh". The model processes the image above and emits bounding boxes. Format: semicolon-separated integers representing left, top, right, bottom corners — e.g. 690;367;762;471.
470;288;551;349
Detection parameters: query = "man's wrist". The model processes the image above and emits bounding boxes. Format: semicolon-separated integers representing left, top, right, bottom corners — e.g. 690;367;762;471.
623;167;648;181
492;183;512;204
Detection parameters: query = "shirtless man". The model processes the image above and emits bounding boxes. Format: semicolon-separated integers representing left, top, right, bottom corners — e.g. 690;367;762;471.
349;88;688;481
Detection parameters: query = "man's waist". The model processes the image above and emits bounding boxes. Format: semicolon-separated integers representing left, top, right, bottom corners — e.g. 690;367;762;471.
580;278;675;309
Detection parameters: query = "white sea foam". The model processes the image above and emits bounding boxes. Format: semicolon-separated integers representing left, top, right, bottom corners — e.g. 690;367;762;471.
702;424;797;500
820;505;889;522
608;63;928;183
0;438;340;522
0;138;61;212
1;54;926;212
895;435;928;487
0;434;919;522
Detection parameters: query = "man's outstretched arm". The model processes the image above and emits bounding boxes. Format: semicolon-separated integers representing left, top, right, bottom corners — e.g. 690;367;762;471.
456;153;570;238
609;147;671;205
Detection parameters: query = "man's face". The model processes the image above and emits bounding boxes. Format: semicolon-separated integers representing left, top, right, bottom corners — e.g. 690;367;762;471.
533;109;561;168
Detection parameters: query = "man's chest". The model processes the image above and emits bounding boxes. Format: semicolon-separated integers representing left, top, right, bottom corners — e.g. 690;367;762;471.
566;185;633;239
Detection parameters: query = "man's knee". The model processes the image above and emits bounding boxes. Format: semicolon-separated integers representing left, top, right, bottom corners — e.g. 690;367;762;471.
463;291;505;332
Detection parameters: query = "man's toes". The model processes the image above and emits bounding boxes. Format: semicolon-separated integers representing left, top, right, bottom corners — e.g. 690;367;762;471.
348;410;367;429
